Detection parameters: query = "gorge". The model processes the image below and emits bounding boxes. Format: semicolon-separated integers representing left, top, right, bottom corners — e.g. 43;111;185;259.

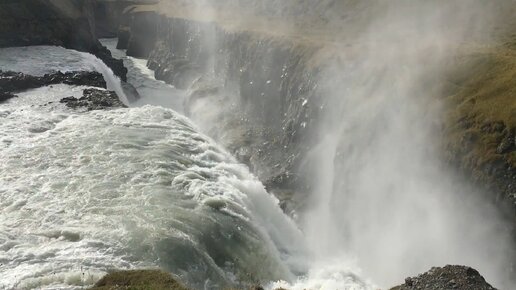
1;1;516;289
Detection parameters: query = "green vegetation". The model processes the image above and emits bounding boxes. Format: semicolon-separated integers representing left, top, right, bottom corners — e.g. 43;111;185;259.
443;38;516;194
90;270;190;290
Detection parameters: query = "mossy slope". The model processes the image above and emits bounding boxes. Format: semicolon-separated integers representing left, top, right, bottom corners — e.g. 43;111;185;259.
90;270;190;290
443;38;516;207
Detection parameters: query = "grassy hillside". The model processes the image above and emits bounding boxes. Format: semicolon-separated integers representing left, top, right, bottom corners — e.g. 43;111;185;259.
443;38;516;204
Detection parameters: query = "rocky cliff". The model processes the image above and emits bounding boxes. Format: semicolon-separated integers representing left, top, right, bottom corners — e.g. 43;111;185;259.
0;0;127;80
118;8;335;210
118;2;516;221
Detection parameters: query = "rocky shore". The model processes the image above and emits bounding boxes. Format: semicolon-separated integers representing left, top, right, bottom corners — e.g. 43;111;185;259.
0;70;106;94
0;0;127;80
0;69;124;111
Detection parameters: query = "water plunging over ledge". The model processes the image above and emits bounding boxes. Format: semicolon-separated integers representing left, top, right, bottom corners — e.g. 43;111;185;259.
0;45;322;289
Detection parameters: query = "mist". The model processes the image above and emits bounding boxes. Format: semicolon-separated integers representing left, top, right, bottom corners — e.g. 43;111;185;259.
151;0;516;288
299;1;515;289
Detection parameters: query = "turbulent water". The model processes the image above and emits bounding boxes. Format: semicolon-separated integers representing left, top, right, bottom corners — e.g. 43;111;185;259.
0;46;318;289
2;33;511;290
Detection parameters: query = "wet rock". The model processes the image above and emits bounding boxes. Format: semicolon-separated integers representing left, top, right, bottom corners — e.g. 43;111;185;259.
126;11;159;58
117;26;131;49
121;81;141;103
0;70;106;93
391;265;496;290
60;88;126;111
0;91;17;103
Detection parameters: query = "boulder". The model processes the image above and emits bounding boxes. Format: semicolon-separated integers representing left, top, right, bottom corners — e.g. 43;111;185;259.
391;265;497;290
60;88;126;110
90;269;189;290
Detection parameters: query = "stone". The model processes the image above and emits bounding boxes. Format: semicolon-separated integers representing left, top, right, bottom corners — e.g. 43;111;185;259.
0;70;107;93
60;88;126;111
391;265;496;290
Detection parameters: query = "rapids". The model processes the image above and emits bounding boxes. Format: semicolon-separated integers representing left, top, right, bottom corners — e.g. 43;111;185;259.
0;46;321;289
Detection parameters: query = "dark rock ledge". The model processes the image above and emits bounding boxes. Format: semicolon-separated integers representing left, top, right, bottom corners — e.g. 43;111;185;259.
0;70;107;103
60;88;126;110
390;265;497;290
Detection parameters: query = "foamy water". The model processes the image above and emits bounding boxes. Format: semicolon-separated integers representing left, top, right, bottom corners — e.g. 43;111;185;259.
0;46;314;289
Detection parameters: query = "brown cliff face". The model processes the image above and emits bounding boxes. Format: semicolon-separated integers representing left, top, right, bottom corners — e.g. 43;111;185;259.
0;0;127;81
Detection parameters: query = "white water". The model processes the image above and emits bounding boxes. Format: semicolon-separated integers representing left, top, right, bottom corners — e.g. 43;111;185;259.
2;29;511;289
101;40;379;290
97;2;516;289
0;46;307;289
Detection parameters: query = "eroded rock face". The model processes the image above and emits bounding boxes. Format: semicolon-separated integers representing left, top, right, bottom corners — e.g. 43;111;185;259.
0;70;106;95
125;11;159;58
391;265;497;290
60;88;126;110
120;12;323;205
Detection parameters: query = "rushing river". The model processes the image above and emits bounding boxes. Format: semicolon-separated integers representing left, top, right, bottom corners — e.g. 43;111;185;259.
0;45;324;289
3;38;510;290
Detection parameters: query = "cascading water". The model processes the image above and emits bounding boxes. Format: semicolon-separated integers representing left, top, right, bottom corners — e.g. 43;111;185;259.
124;1;515;290
2;1;515;288
0;46;306;289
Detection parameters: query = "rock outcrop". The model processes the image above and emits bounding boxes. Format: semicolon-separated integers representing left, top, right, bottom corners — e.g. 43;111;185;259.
0;91;17;103
116;3;160;57
60;88;126;110
0;70;106;94
0;0;127;81
390;265;497;290
0;69;125;110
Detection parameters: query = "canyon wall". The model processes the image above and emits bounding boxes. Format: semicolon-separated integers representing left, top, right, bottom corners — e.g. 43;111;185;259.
117;3;516;223
145;17;326;209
